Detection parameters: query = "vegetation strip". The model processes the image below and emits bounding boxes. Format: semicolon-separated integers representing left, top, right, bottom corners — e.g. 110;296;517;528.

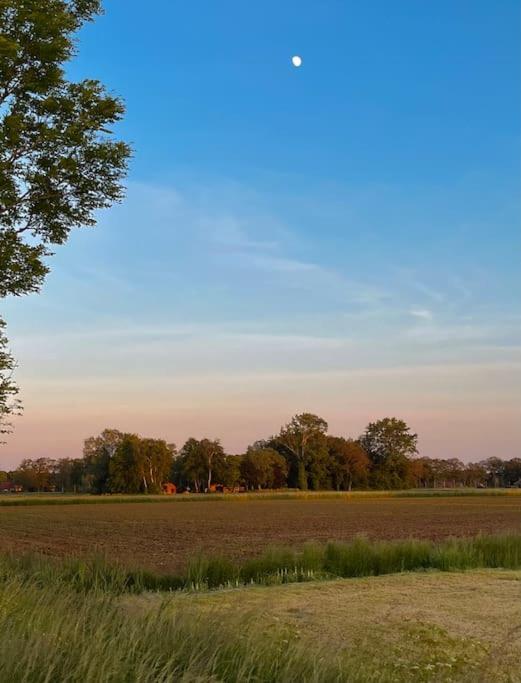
2;533;520;594
1;487;520;507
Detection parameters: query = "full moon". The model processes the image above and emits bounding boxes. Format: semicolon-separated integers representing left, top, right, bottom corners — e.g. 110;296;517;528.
291;55;302;68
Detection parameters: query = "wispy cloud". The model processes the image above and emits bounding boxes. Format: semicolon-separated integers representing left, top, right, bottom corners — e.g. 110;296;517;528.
409;308;433;320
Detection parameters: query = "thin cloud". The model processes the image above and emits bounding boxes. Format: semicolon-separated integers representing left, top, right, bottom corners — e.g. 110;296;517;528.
409;308;433;320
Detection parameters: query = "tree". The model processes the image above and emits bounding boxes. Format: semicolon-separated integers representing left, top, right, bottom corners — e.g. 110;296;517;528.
200;438;225;490
176;438;206;492
504;458;521;487
82;431;174;494
51;457;85;492
360;418;418;489
177;438;225;492
463;462;487;488
218;454;242;489
0;0;130;429
0;0;130;297
480;457;506;488
139;438;173;493
13;457;53;491
109;434;143;493
240;448;288;490
327;437;369;491
275;413;328;489
0;319;20;438
83;428;124;493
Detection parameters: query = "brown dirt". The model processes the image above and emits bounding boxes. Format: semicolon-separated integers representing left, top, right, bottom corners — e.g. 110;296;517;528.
1;496;520;573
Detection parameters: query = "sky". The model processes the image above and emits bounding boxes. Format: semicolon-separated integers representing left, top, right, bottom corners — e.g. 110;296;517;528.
2;0;520;468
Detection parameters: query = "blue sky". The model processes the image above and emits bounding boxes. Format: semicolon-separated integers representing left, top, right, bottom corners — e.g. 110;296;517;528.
2;0;520;466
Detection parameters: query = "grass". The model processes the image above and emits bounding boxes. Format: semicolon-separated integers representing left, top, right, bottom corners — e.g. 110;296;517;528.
1;535;521;681
1;487;519;507
2;533;521;592
200;533;521;588
1;561;520;682
0;576;356;683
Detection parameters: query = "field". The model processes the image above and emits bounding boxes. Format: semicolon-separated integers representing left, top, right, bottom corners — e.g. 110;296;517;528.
2;493;521;681
1;492;520;573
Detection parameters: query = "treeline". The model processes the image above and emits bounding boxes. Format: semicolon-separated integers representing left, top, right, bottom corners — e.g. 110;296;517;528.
2;414;520;493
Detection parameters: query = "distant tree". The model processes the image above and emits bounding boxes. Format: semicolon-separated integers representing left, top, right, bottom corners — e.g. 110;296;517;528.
480;457;505;488
360;418;418;489
275;413;328;489
443;458;465;488
199;438;225;490
218;454;242;489
13;457;53;491
0;469;8;483
504;458;521;487
51;457;84;492
240;448;288;490
176;438;205;492
109;434;143;493
83;428;124;493
327;437;370;490
139;438;173;493
406;457;426;488
177;438;225;492
463;462;487;488
269;449;290;488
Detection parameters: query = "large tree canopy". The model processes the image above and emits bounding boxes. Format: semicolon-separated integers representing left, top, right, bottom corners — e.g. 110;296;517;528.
0;0;130;430
360;417;418;489
274;413;329;489
0;0;130;296
360;418;418;465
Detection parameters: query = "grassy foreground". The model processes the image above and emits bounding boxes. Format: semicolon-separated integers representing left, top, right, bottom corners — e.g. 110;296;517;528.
1;560;520;682
1;488;520;507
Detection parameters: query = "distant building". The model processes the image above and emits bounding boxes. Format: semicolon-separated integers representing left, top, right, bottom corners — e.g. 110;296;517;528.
0;481;23;493
162;482;177;495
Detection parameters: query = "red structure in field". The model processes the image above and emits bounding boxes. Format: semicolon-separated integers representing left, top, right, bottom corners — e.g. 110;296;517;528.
0;481;23;493
162;482;177;495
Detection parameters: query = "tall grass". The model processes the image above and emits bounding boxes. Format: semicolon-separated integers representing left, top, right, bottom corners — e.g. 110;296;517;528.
1;487;519;507
0;551;518;681
1;537;520;681
2;533;521;593
0;577;363;683
238;533;521;586
0;575;500;683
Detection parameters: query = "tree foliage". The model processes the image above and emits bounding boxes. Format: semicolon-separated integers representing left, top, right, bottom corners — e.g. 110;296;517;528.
82;428;124;493
0;0;130;296
0;0;130;430
175;438;225;492
4;414;520;493
0;318;20;437
360;418;418;489
240;447;288;490
275;413;329;490
327;436;370;491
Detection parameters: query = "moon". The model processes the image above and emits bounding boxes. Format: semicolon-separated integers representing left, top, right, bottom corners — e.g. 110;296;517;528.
291;55;302;68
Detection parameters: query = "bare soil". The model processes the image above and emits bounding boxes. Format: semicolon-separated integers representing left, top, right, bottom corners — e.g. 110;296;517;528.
1;496;520;573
